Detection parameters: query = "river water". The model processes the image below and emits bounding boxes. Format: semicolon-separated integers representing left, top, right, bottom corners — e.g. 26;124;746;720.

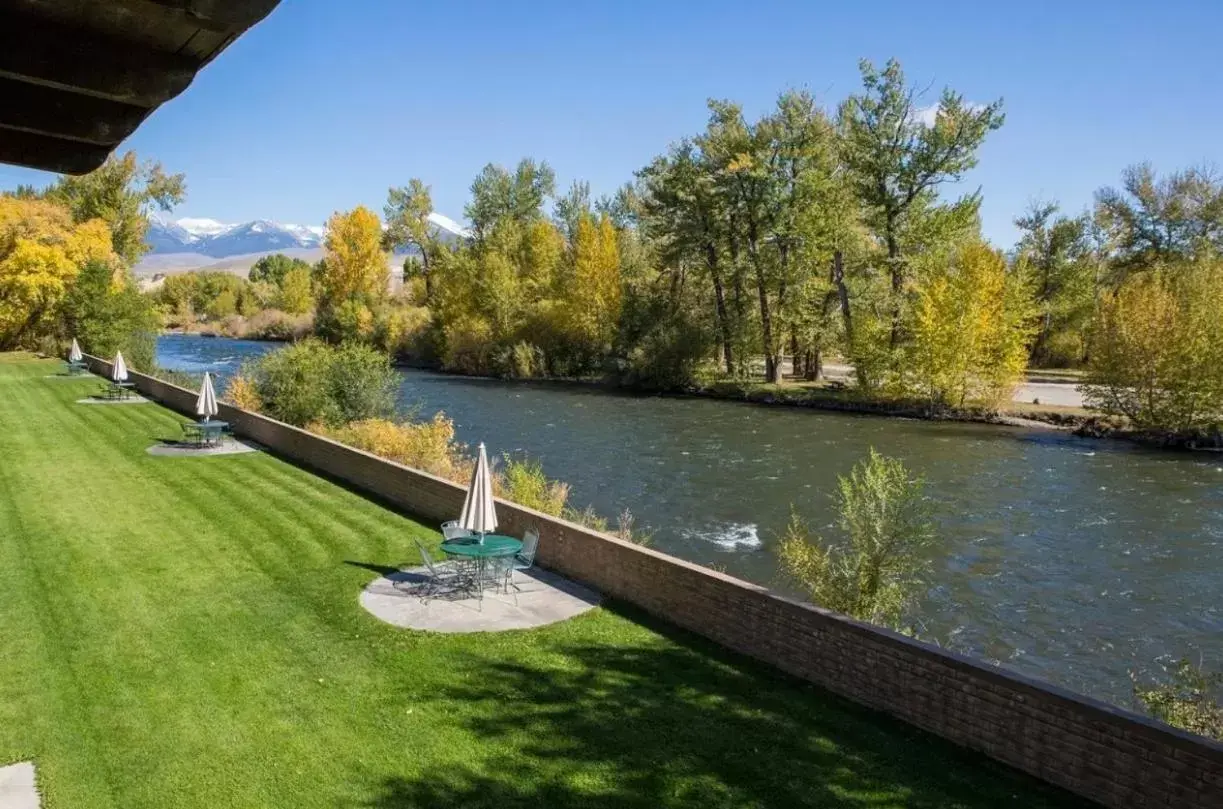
158;334;1223;704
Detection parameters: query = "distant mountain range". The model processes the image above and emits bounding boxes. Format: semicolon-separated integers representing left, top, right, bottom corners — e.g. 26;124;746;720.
137;212;470;276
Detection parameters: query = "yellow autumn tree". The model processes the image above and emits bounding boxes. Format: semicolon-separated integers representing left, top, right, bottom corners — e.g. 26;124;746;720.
1084;258;1223;433
0;197;119;349
520;218;565;298
563;213;622;355
278;265;314;314
909;240;1035;408
317;206;388;342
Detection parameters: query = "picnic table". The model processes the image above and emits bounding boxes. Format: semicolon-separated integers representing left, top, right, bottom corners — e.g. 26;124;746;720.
64;359;87;375
181;420;229;448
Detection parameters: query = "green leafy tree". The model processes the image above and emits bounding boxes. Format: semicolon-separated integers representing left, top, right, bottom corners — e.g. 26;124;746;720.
1094;163;1223;279
384;179;438;301
638;139;740;376
465;158;555;240
278;265;314;314
61;260;159;371
45;151;186;264
1013;202;1095;366
777;449;936;629
207;288;238;320
698;92;839;383
553;180;593;242
839;59;1004;346
158;273;199;316
249;253;311;287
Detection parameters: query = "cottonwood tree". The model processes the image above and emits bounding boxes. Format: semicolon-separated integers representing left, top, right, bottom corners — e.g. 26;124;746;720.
564;213;622;359
553;180;593;242
249;253;311;287
839;59;1004;348
701;92;837;383
465;159;556;240
278;265;314;314
638;140;740;375
0;197;118;349
61;259;159;370
909;241;1035;408
1094;163;1223;279
384;179;439;301
1013;202;1094;366
1084;257;1223;435
45;151;185;264
316;207;388;340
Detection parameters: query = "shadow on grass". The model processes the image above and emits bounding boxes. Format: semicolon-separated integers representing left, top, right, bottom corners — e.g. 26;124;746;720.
363;605;1086;809
344;559;404;578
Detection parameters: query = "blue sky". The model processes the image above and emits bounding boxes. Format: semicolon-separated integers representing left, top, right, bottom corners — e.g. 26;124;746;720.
2;0;1219;245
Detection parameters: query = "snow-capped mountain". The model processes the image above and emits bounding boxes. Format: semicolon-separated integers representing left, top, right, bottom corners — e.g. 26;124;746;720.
145;212;469;259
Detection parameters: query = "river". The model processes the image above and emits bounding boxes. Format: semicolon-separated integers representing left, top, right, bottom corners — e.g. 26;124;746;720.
157;334;1223;704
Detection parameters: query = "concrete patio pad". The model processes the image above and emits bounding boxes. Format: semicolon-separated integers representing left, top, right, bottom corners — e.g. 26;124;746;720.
361;566;601;633
147;440;259;457
0;762;38;809
75;395;148;405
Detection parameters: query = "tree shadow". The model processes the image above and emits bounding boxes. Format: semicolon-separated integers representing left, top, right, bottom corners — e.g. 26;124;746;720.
360;605;1087;809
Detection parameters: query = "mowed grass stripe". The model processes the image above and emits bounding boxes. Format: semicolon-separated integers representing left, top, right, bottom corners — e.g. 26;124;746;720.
0;355;1089;809
0;366;128;807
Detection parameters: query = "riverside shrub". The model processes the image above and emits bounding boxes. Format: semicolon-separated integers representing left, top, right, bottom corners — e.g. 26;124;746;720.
777;448;935;629
1133;659;1223;740
311;418;572;517
238;338;396;426
314;415;467;481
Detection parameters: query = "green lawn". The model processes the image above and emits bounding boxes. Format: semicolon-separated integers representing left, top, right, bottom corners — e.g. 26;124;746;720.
0;355;1087;808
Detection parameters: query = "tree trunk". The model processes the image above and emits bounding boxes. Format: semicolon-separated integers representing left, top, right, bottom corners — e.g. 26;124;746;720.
832;250;853;345
706;243;735;376
747;218;784;385
886;214;903;349
413;238;433;303
728;228;747;364
831;250;861;387
810;273;839;383
755;267;778;383
749;236;779;384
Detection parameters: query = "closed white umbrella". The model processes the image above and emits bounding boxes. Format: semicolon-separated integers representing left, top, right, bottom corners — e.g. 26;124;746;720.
195;372;218;422
458;442;498;541
68;338;83;362
111;351;128;382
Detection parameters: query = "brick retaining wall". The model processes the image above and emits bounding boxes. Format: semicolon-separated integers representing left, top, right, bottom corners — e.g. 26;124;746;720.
90;355;1223;808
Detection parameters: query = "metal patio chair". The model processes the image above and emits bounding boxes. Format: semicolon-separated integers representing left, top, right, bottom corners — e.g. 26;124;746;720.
411;539;463;603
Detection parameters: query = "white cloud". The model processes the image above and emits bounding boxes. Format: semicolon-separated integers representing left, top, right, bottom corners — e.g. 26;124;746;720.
912;101;986;128
914;105;940;128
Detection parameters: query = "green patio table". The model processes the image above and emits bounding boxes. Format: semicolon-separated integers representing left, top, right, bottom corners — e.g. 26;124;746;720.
440;535;523;597
182;420;229;448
